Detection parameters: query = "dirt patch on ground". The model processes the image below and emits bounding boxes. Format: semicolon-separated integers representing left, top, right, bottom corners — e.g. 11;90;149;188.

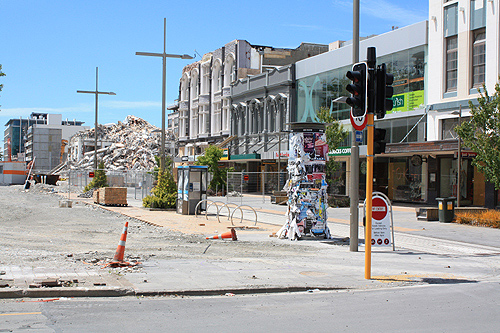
0;185;318;272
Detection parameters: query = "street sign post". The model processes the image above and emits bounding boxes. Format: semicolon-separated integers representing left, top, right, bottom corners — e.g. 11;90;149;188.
364;191;395;251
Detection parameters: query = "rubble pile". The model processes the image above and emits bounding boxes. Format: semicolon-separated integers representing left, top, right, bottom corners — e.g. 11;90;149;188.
70;115;162;171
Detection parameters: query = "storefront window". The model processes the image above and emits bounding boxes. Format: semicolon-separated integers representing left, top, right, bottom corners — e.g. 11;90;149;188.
296;46;426;123
440;157;473;204
388;157;425;202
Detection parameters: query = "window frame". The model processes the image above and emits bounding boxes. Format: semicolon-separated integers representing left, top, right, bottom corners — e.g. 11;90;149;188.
471;28;486;88
445;35;458;92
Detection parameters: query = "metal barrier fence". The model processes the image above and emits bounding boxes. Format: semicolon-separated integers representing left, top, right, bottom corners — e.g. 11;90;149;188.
58;169;288;203
60;169;157;200
226;171;287;204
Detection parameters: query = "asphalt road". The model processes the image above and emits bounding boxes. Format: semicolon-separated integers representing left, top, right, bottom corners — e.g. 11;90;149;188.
2;282;500;332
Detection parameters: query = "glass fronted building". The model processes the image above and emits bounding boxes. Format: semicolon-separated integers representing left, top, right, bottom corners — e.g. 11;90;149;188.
295;21;429;203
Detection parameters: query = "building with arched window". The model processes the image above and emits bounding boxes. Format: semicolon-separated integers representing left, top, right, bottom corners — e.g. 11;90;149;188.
174;40;328;168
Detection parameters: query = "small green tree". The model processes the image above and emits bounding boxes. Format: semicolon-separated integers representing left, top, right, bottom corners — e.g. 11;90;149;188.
142;167;177;208
84;161;108;192
196;145;232;194
152;155;173;181
455;82;500;190
317;106;349;193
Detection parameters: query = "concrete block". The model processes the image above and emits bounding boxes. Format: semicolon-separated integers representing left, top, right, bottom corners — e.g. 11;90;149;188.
59;200;73;208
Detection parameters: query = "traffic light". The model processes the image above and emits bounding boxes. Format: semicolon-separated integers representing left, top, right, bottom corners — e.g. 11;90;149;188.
373;128;387;154
375;63;394;119
346;62;368;118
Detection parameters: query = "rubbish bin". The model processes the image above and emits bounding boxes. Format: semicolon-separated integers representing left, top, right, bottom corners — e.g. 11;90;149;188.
436;197;456;222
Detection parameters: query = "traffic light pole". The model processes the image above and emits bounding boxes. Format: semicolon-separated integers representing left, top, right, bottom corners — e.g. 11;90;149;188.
365;112;374;279
350;0;360;252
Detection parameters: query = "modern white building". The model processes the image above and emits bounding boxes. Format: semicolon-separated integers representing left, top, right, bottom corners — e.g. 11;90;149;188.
427;0;498;207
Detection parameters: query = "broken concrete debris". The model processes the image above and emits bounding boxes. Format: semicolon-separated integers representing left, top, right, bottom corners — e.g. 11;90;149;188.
68;115;164;171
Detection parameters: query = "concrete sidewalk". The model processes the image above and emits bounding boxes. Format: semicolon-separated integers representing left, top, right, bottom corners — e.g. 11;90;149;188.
2;192;500;299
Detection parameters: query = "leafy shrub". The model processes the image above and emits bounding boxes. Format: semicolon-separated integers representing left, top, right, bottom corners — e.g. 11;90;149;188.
142;193;177;209
143;168;177;209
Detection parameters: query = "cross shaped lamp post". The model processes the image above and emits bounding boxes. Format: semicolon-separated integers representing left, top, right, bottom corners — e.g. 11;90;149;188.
136;18;193;172
77;67;116;171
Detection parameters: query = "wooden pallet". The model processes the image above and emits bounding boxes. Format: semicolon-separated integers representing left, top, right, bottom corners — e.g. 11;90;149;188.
98;187;128;206
100;203;128;207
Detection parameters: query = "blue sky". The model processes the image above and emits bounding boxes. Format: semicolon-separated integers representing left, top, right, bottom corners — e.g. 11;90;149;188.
0;0;428;141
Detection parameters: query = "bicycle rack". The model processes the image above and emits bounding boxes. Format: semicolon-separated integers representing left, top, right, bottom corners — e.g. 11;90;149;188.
230;205;258;226
194;199;215;219
196;200;259;226
216;202;239;223
205;200;228;220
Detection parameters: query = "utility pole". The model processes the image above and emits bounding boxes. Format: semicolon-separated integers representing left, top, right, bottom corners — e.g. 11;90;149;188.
350;0;360;252
136;18;193;172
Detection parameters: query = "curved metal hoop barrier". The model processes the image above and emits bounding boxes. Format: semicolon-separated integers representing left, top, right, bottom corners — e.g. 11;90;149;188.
205;200;228;220
216;202;239;223
194;199;215;219
195;199;227;220
230;205;258;226
195;200;258;226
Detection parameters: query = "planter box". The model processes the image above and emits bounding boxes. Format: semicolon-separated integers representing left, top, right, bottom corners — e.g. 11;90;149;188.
98;187;127;206
93;190;100;204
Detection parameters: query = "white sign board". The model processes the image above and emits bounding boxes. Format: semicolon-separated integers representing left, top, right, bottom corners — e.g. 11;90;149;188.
371;196;392;247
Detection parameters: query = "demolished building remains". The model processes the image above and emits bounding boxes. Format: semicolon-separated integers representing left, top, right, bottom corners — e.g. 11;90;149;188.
66;115;166;171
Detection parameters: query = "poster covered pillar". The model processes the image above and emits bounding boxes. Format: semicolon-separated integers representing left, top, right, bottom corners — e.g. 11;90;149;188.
278;122;330;240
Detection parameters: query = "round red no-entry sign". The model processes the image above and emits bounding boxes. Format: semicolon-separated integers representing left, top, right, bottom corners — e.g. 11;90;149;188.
372;197;388;221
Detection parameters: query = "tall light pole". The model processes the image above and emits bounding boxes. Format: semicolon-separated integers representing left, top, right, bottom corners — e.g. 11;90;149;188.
350;0;360;252
77;67;116;171
452;105;462;207
136;18;193;172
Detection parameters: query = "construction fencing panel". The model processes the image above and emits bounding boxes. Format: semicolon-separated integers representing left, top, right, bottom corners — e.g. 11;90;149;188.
226;171;287;204
63;169;157;200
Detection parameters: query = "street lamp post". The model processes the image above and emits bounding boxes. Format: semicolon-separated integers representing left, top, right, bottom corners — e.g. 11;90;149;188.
77;67;116;171
452;106;462;207
136;18;193;172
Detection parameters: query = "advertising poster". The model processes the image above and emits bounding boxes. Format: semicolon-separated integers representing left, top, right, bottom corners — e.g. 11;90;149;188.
303;133;315;159
314;133;328;161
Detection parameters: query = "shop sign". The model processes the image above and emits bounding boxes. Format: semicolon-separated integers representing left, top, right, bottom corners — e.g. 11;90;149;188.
455;151;478;158
389;89;424;113
328;147;351;156
274;151;290;159
221;148;229;161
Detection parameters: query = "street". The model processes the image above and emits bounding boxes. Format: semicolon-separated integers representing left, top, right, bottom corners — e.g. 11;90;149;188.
1;184;500;331
2;282;500;332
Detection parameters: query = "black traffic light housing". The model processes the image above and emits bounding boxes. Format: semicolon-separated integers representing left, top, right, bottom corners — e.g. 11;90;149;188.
373;128;387;154
375;63;394;119
346;62;368;118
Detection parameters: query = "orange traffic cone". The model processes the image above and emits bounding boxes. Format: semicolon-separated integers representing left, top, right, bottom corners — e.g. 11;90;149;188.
105;222;140;268
206;228;237;241
113;221;128;262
